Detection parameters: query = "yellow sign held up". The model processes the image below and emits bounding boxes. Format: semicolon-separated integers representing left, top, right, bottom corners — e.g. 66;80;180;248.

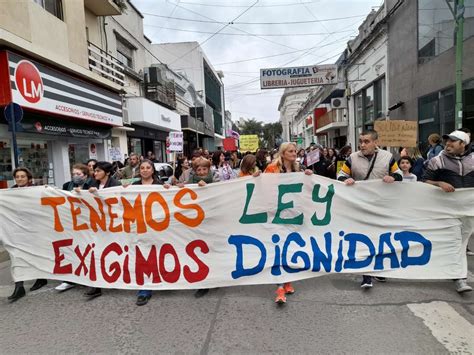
374;120;418;148
239;135;259;152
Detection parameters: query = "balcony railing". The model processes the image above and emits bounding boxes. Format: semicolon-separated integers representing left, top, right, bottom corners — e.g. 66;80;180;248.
317;110;347;129
88;41;125;86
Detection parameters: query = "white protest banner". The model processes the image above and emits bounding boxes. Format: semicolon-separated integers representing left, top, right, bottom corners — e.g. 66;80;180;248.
168;131;183;152
305;150;320;167
260;64;337;89
0;175;473;290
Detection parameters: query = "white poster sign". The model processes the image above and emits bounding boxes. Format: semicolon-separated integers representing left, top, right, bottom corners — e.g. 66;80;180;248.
0;175;472;289
109;147;122;162
169;131;183;152
305;150;321;167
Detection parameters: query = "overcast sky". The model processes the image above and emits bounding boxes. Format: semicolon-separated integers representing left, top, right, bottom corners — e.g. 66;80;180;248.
133;0;383;123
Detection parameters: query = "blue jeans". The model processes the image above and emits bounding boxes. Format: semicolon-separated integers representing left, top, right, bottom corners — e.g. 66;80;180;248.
137;290;152;298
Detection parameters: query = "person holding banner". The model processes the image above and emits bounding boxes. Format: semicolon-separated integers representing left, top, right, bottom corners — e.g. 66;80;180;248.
131;159;168;305
423;130;474;293
55;164;91;293
83;161;121;299
264;142;313;304
337;130;402;289
7;168;48;302
182;156;219;297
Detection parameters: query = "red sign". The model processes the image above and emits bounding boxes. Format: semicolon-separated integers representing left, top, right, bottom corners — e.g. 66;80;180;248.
14;60;43;104
223;138;237;151
314;107;328;133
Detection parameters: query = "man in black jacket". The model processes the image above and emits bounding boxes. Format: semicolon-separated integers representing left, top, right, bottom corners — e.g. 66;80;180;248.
423;130;474;293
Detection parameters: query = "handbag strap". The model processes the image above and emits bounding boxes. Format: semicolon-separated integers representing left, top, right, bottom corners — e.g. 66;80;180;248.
363;152;378;180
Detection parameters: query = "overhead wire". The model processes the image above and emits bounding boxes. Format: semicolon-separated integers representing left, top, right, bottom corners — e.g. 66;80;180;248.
168;0;260;65
166;2;303;52
143;24;355;37
167;0;317;8
141;12;368;25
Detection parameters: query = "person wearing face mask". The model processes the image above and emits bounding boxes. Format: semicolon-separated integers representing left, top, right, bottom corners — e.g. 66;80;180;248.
62;164;91;191
54;164;91;293
7;168;48;302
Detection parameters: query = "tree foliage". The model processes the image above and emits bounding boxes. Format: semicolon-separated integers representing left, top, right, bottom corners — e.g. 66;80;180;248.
237;118;282;149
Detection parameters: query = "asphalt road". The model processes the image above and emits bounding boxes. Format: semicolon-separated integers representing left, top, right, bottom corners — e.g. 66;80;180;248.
0;252;473;354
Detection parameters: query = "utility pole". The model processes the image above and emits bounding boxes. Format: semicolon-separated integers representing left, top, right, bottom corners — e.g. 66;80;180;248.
453;0;465;129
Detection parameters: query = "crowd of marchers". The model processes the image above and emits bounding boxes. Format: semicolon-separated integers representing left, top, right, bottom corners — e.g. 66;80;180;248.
4;127;473;306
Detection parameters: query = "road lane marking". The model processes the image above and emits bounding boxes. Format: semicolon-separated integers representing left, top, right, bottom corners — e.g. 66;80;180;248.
407;301;474;354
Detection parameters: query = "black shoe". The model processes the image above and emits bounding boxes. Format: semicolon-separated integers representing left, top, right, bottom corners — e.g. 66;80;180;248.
30;279;47;291
84;287;102;299
194;288;209;298
360;275;373;289
8;285;26;302
373;276;386;282
136;295;151;306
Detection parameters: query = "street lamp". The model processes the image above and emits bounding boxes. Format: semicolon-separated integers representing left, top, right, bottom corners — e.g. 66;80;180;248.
446;0;465;129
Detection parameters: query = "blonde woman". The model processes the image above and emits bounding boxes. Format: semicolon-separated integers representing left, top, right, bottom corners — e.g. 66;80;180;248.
264;142;313;304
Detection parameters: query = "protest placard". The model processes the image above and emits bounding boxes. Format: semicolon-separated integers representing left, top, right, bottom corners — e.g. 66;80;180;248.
239;135;259;152
374;120;418;147
305;149;320;167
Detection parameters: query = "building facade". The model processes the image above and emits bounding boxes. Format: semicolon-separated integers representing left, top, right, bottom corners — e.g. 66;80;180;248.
387;0;474;150
278;87;314;143
0;0;126;188
151;42;225;152
345;6;388;148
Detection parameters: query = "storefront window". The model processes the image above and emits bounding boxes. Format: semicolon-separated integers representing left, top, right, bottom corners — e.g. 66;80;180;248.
418;93;440;151
154;141;164;162
355;92;364;127
17;139;50;185
0;141;12;189
129;138;143;157
439;88;455;135
68;144;90;166
364;85;375;125
374;77;386;119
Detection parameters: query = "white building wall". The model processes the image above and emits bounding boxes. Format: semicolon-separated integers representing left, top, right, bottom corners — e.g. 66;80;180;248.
346;33;388;148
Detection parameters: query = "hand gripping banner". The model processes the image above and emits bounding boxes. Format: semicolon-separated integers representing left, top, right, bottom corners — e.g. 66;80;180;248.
0;174;473;289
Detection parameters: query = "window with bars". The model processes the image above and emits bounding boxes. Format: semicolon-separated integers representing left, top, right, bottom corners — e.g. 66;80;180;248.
33;0;63;20
116;36;134;69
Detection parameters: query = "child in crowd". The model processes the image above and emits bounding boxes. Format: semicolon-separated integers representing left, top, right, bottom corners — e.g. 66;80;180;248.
398;156;417;182
185;157;220;186
180;156;219;298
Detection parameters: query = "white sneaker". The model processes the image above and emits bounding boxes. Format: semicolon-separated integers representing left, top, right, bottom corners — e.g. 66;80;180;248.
454;279;472;293
55;282;75;292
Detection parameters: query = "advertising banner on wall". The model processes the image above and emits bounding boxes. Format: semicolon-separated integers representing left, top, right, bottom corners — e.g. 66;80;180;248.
0;51;123;126
260;64;337;90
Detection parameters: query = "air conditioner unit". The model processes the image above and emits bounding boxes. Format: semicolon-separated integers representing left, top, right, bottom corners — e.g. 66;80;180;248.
331;97;347;110
122;99;130;124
